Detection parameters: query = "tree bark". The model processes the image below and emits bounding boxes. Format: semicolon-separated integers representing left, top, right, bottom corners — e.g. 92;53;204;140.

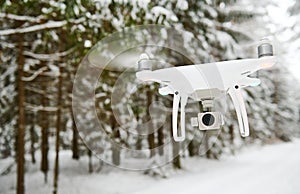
146;89;155;157
71;111;79;160
16;33;25;194
170;115;181;169
135;113;142;150
156;96;164;156
29;124;36;164
157;125;164;156
172;144;181;169
53;64;63;194
41;81;49;183
188;140;197;157
111;114;120;166
88;149;93;173
229;124;235;154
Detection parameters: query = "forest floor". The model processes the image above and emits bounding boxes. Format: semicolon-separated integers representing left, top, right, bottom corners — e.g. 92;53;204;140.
1;138;300;194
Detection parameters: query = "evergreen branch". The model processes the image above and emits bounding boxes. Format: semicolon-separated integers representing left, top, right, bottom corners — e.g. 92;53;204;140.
25;103;58;112
24;47;75;61
0;12;45;22
0;18;85;36
22;66;48;82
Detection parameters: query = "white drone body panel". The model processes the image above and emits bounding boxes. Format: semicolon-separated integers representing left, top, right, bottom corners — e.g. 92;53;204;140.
136;55;276;142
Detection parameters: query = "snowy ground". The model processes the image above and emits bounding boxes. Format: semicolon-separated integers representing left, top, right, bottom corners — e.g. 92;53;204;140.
1;139;300;194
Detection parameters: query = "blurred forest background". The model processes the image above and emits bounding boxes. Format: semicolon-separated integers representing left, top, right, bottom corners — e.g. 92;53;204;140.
0;0;300;194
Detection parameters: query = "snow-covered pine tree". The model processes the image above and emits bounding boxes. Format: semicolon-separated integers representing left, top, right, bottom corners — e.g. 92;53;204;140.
0;34;17;159
2;1;296;184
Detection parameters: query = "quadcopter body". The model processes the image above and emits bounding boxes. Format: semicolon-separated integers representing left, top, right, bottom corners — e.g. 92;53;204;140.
136;42;276;141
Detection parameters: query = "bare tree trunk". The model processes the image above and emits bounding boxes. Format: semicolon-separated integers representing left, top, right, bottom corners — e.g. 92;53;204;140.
88;149;93;173
136;137;143;150
156;96;164;156
29;124;36;164
188;101;203;157
71;111;79;160
111;114;120;166
170;115;181;169
28;90;36;164
146;89;155;157
172;144;181;168
135;114;142;150
53;64;63;194
16;33;25;194
41;82;49;183
157;125;164;156
188;140;197;157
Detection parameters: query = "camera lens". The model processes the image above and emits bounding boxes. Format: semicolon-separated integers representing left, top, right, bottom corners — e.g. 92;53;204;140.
202;113;215;126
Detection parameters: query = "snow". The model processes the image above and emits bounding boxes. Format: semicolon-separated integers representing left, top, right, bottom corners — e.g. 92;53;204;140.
176;0;188;11
138;141;300;194
1;139;300;194
23;48;74;62
0;20;67;36
151;6;178;22
0;157;14;175
25;103;58;112
0;18;84;36
0;13;43;22
137;0;151;10
84;40;92;48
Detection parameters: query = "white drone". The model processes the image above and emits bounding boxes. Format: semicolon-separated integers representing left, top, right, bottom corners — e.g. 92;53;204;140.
136;41;276;142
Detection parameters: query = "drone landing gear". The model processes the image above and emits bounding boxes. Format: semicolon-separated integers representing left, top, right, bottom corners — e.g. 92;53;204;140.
172;92;187;142
228;85;249;137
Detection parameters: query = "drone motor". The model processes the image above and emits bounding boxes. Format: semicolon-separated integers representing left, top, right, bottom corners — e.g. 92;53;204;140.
258;42;273;58
138;59;152;71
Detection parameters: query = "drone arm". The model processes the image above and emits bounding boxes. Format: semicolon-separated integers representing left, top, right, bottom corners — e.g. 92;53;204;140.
228;85;249;137
172;93;187;142
239;77;261;87
136;70;163;83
